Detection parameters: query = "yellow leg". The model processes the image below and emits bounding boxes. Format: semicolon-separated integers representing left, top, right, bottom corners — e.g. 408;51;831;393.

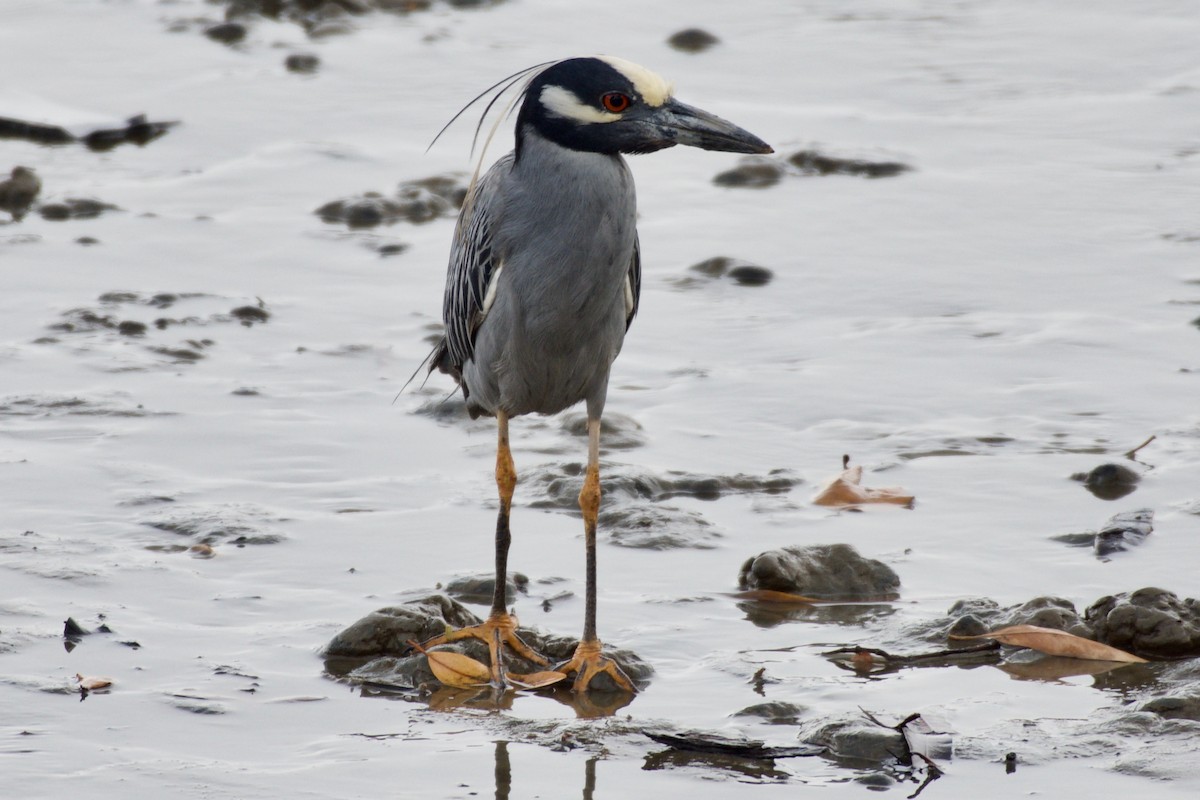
422;411;548;686
558;416;636;693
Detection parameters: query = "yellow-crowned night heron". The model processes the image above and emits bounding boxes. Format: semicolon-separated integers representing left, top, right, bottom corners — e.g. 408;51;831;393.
426;56;771;693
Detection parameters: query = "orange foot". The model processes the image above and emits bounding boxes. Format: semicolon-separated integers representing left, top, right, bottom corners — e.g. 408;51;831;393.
420;611;548;687
557;638;637;694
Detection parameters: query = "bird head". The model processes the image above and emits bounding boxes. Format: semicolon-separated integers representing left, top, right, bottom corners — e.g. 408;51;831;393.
516;56;772;158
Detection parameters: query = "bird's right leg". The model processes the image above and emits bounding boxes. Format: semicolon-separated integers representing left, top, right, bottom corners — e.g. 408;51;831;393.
420;410;548;687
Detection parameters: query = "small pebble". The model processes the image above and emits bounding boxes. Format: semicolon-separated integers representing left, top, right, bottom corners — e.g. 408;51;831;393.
205;22;247;45
285;53;321;74
667;28;720;53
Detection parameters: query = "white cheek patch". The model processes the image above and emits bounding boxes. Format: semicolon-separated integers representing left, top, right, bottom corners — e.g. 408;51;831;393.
540;85;619;124
596;55;674;107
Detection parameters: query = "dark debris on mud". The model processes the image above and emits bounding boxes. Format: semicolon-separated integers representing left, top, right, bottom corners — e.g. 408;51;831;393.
316;174;467;229
714;149;912;189
0;114;178;151
39;291;270;367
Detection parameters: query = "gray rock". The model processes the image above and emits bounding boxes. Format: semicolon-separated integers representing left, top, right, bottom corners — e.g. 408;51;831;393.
738;543;900;599
1085;587;1200;658
712;157;784;188
798;716;904;764
0;166;41;221
324;595;482;658
731;701;808;725
1072;463;1140;501
667;28;720;53
444;571;528;605
788;150;911;178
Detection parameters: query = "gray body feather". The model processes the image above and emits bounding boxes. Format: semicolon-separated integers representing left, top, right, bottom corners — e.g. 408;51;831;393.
436;129;641;419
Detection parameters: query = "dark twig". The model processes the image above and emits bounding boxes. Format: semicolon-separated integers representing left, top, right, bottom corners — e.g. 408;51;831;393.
1124;434;1155;460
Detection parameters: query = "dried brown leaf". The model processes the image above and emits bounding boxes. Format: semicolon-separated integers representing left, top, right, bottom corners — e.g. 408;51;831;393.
75;674;113;690
812;463;914;508
425;651;492;687
949;624;1147;663
733;589;822;604
505;670;567;690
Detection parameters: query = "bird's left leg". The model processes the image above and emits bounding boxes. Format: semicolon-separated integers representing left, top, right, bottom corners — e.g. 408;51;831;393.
557;416;637;693
420;410;548;686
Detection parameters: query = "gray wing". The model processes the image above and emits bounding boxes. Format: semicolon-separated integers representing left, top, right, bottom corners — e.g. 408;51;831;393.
433;157;511;386
625;233;641;330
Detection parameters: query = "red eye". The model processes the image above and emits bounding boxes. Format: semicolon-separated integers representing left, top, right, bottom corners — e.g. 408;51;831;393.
601;92;631;113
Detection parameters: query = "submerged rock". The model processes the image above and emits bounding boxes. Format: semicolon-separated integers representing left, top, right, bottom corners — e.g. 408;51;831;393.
737;543;900;599
713;157;784;188
1072;462;1140;500
667;28;720;53
285;53;321;73
0;167;41;221
1086;588;1200;658
39;198;119;221
324;594;652;690
445;571;528;605
788;150;911;178
0;114;177;151
679;256;774;288
315;175;465;229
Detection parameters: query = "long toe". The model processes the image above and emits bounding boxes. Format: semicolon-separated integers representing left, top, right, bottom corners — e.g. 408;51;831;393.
558;639;637;694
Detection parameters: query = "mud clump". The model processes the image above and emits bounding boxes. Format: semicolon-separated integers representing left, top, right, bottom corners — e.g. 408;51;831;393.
1072;462;1141;500
285;53;320;73
713;158;784;188
738;543;900;599
316;175;467;229
205;21;247;44
1086;588;1200;658
0;166;41;221
445;572;528;606
671;257;774;289
39;198;120;221
788;150;911;178
0;114;177;151
324;594;652;690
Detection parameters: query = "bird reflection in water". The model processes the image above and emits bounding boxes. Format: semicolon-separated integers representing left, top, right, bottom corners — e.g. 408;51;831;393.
491;741;598;800
421;683;634;719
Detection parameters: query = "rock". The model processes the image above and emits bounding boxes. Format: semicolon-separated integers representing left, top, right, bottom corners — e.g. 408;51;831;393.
1095;508;1153;555
0;166;41;221
1072;462;1140;500
205;22;248;44
667;28;720;53
444;572;528;605
598;505;719;550
229;305;270;326
324;594;653;690
324;595;483;658
798;715;904;764
560;411;645;449
526;462;798;509
713;157;784;188
1;114;176;150
788;150;911;178
316;176;465;229
39;197;120;221
684;256;773;287
738;543;900;599
1085;588;1200;658
1140;696;1200;721
285;53;321;73
731;701;807;725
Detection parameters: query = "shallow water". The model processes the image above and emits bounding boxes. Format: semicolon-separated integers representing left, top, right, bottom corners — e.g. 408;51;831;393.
3;0;1200;796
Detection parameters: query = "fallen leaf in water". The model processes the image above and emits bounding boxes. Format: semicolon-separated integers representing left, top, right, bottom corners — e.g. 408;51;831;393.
506;670;567;690
812;457;914;508
407;640;492;687
949;624;1147;663
75;674;113;690
189;543;215;558
733;589;821;604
